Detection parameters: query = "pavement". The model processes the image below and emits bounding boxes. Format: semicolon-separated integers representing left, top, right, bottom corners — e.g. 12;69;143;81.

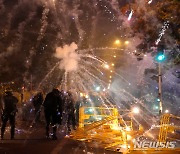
0;121;179;154
0;121;116;154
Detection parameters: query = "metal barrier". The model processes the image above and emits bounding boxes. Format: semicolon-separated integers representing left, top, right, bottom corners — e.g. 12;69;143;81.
71;108;180;153
79;107;119;129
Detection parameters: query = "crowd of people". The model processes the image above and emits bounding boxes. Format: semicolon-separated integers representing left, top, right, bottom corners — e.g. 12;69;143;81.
0;89;77;140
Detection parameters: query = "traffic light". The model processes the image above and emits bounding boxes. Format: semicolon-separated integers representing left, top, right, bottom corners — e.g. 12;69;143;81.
157;98;160;102
156;45;165;62
157;51;165;61
157;54;165;61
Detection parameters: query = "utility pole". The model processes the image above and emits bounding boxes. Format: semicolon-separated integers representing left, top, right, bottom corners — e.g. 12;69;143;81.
158;63;163;115
156;44;165;115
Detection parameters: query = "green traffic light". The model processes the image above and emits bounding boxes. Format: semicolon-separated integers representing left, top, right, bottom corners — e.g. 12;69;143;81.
157;98;160;102
157;54;165;61
156;45;165;62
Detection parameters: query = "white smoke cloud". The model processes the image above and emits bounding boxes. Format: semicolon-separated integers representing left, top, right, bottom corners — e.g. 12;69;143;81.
55;42;80;72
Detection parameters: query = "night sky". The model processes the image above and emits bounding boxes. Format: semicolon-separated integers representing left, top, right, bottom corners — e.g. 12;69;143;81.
0;0;179;113
0;0;126;87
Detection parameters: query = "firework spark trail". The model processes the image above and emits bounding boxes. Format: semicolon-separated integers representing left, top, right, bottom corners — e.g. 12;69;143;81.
47;43;157;125
77;70;107;97
0;6;35;62
142;127;154;137
118;69;142;79
17;10;39;83
52;0;68;39
64;71;68;91
136;54;155;84
69;71;94;99
71;1;85;46
74;17;84;46
38;62;60;89
37;4;49;42
40;44;158;129
88;0;99;47
155;21;169;45
45;43;111;93
23;47;36;84
78;47;124;54
112;88;154;114
114;72;132;85
100;95;114;108
5;5;19;37
128;10;133;21
76;72;96;93
18;12;36;78
140;109;159;122
56;0;85;46
83;74;107;92
109;0;119;11
80;65;107;87
53;44;152;107
98;96;113;111
112;89;137;102
0;45;15;59
61;64;104;93
102;92;126;109
23;3;50;84
0;5;19;59
115;68;157;92
81;59;104;75
17;12;36;41
148;0;153;4
108;0;131;28
80;54;105;64
57;72;66;90
72;73;90;93
77;75;95;94
79;69;102;89
61;0;76;38
131;116;143;127
54;69;64;88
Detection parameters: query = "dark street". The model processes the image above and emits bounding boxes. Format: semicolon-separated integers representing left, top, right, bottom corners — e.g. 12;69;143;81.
0;122;179;154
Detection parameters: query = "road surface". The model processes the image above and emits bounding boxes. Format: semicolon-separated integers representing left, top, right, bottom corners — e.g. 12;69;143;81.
0;122;179;154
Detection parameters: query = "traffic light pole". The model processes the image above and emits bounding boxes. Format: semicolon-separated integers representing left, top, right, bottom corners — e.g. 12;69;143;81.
158;63;163;115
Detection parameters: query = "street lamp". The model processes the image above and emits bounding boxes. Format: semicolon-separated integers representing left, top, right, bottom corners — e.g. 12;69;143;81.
125;41;129;45
103;64;110;69
127;107;140;131
165;109;169;113
132;107;140;114
114;39;120;45
95;86;100;91
85;94;89;99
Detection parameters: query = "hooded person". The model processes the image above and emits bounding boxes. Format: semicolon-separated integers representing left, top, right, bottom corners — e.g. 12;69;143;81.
43;89;62;140
1;91;18;139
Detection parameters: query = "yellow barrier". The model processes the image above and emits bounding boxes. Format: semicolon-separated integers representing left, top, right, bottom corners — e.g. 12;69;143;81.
79;107;119;129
